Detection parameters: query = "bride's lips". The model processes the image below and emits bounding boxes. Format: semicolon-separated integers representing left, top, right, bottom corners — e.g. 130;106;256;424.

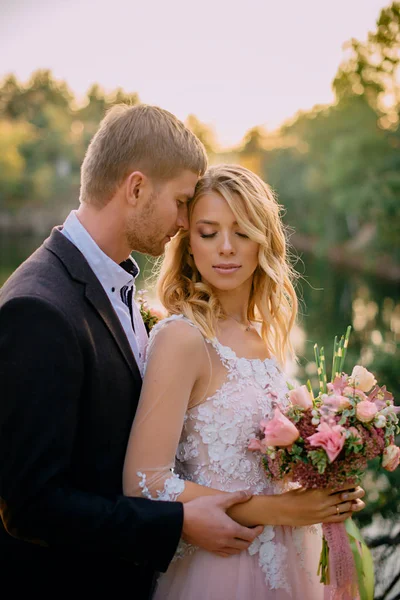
213;263;241;275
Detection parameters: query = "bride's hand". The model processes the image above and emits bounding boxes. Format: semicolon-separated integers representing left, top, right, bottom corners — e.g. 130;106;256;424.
277;485;366;527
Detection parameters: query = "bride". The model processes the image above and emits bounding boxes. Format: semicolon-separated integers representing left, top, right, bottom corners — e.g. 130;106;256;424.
123;164;365;599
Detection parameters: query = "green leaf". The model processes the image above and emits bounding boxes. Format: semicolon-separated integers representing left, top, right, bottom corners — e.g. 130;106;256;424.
346;518;375;600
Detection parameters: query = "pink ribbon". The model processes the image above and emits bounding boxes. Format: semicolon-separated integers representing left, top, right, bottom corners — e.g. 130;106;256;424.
322;522;359;600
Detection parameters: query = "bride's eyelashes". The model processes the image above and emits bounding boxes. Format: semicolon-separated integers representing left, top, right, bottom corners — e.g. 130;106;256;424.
199;232;250;239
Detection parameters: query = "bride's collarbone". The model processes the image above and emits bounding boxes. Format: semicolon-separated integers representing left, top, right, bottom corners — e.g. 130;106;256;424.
216;323;271;361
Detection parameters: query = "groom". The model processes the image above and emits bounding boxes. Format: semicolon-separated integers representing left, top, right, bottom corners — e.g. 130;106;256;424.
0;104;262;596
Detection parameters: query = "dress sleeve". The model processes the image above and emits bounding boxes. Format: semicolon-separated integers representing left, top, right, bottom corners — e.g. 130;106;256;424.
123;317;208;502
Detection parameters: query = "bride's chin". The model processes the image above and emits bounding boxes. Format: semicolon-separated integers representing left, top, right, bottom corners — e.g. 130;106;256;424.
208;280;245;294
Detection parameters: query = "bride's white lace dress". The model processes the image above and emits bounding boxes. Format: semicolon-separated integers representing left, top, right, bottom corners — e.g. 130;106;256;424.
135;315;324;600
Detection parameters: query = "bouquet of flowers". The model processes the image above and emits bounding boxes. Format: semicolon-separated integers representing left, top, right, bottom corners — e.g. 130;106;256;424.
248;326;400;600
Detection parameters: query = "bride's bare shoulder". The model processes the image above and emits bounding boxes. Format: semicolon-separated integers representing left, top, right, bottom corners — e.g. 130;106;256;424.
148;316;207;358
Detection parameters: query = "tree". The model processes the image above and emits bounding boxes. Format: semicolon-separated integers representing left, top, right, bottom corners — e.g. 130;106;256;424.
185;114;216;155
333;2;400;125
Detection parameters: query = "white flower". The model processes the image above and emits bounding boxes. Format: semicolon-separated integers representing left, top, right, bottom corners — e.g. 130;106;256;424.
219;422;240;444
253;361;270;387
208;441;227;461
351;366;377;393
217;344;237;361
236;358;253;378
238;459;252;474
213;408;232;424
221;454;240;474
253;360;267;376
374;415;387;428
248;536;261;555
255;373;270;388
220;446;240;474
259;525;275;544
196;404;214;422
199;423;219;444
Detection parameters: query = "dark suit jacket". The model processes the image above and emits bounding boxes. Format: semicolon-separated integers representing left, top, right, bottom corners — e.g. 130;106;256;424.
0;228;183;596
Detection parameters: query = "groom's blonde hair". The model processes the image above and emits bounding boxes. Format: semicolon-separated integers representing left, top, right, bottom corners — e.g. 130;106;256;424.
80;103;208;206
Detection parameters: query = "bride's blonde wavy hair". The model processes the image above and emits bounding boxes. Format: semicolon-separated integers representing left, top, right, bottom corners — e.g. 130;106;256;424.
156;164;299;366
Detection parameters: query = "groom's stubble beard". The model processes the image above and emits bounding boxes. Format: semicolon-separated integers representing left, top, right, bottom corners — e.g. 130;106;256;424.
125;191;165;257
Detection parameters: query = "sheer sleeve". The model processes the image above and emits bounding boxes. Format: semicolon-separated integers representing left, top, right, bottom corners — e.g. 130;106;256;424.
123;317;209;502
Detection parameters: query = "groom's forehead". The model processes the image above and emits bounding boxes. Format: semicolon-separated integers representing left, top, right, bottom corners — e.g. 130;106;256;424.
171;170;199;196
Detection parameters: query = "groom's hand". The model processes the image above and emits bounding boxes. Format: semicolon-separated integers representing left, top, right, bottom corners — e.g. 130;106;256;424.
181;491;263;558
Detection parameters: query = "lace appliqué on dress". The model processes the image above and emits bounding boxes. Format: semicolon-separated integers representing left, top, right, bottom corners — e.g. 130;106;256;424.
248;526;291;594
137;471;185;502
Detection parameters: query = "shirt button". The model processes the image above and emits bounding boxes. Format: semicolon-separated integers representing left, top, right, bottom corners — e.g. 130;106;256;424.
139;353;142;358
111;287;115;292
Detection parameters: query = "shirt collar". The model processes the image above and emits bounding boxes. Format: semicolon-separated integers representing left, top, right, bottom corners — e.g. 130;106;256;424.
62;210;140;294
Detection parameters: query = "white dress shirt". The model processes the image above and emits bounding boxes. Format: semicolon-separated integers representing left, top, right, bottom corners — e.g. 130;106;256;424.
61;210;148;375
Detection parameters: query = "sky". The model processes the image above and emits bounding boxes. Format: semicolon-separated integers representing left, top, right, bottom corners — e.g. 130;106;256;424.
0;0;390;148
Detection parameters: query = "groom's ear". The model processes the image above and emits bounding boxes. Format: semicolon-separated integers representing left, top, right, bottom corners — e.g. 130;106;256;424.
125;171;148;207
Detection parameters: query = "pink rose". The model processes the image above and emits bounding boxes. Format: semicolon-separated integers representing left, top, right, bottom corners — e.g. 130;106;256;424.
382;444;400;471
260;408;299;447
356;400;378;423
288;385;313;410
248;438;264;452
307;422;345;462
327;375;349;395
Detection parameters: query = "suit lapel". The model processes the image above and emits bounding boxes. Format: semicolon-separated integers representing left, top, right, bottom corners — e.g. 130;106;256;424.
44;227;142;384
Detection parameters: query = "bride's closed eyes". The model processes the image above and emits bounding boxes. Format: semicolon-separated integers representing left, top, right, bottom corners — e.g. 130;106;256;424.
195;218;250;240
199;232;250;239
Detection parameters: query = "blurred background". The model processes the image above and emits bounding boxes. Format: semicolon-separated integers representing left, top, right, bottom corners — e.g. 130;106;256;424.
0;0;399;596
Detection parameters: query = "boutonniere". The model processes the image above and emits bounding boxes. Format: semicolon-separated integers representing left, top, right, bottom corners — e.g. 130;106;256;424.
137;289;165;333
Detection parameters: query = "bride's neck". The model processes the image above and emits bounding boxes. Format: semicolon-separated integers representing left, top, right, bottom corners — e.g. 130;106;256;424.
214;284;251;323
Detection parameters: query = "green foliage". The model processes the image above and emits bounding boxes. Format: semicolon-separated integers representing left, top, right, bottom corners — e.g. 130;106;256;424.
185;114;216;154
0;70;140;211
309;449;328;474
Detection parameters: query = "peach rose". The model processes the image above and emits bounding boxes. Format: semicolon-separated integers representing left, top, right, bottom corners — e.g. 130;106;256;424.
260;408;299;447
343;386;368;402
288;385;313;410
307;422;345;462
351;366;377;393
323;394;351;411
382;444;400;472
356;400;378;423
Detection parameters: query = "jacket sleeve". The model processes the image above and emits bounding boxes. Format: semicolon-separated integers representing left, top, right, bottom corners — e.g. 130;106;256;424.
0;295;183;571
